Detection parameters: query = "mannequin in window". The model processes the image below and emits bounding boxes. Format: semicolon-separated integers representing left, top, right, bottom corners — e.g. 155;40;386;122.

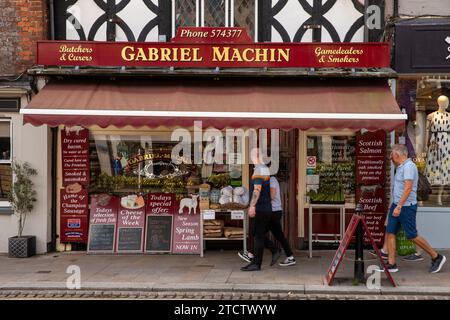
425;95;450;205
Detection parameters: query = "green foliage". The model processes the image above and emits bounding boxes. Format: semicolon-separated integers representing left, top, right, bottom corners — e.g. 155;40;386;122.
207;173;231;189
7;161;38;237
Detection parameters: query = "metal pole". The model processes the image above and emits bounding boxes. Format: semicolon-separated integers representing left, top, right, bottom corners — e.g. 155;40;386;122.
354;203;365;282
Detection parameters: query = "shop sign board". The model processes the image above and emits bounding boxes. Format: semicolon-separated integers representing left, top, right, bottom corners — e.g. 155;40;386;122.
87;194;119;253
356;185;385;213
395;23;450;73
61;126;90;186
60;186;89;243
60;215;88;243
60;188;88;216
172;213;201;255
37;27;390;69
145;215;173;253
363;213;386;245
355;130;386;185
146;193;175;215
116;195;146;253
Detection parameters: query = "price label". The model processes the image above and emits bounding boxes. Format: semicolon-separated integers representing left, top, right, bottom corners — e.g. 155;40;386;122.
231;210;244;220
202;210;216;220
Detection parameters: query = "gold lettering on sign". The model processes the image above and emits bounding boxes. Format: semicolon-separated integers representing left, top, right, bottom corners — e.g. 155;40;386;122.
314;46;363;64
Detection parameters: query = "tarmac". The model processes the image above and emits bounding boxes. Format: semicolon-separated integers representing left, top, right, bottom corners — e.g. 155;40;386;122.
1;249;450;297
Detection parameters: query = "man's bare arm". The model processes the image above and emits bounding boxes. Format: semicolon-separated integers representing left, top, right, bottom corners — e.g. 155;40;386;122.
250;185;262;207
397;180;413;207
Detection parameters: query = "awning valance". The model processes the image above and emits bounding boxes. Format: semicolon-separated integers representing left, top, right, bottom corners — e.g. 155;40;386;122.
21;78;406;130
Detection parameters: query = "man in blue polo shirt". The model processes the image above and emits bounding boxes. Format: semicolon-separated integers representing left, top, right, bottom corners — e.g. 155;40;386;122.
376;144;446;273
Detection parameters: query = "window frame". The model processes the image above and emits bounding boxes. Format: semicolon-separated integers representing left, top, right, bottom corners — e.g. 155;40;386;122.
0;118;13;207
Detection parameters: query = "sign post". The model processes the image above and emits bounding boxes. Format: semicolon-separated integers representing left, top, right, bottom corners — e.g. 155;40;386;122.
354;203;365;283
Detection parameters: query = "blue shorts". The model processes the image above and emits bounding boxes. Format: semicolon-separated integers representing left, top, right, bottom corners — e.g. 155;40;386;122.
386;203;418;240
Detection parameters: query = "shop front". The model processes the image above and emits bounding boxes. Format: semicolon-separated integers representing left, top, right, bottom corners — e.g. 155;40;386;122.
22;28;405;255
394;18;450;248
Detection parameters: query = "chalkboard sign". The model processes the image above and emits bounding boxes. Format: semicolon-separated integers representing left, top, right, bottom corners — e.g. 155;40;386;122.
117;227;144;252
87;224;116;252
145;215;173;253
87;194;119;254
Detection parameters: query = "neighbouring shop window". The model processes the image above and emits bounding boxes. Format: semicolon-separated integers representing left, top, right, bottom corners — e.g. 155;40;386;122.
306;135;356;204
399;76;450;207
0;120;12;202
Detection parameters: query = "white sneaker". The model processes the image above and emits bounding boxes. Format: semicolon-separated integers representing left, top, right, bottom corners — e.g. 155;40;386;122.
279;257;296;267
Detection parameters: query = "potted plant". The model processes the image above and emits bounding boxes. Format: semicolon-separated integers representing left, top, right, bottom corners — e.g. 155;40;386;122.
7;161;38;258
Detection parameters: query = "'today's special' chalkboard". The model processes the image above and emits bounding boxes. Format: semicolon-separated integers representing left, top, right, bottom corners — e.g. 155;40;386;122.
145;215;173;253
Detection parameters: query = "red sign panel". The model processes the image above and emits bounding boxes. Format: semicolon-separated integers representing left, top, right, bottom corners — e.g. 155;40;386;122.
355;130;386;158
356;157;386;185
363;213;386;245
61;126;90;186
356;185;385;213
60;186;89;243
90;194;118;225
60;188;88;216
37;41;390;69
60;215;88;243
146;193;176;215
172;213;201;254
117;195;146;228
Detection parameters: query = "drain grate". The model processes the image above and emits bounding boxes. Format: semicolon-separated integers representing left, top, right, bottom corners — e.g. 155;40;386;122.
36;270;52;274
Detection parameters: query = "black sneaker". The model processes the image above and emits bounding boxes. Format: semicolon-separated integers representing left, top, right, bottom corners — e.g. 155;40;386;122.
240;263;261;272
270;249;282;266
279;257;296;267
369;249;388;259
402;253;424;262
238;251;253;263
430;254;447;273
375;263;399;273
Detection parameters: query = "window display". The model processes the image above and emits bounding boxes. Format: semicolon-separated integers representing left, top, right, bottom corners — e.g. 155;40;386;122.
400;76;450;207
306;135;356;204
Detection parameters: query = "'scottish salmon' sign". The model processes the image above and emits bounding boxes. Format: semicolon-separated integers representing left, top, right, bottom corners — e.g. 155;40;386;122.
36;28;390;69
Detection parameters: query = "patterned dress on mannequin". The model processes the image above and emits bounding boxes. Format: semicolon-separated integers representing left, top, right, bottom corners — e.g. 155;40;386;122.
425;111;450;186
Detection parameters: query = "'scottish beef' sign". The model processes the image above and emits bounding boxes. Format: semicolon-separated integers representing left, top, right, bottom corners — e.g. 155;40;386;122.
363;213;386;245
356;185;385;214
61;126;90;186
172;214;201;255
37;26;390;69
146;193;175;215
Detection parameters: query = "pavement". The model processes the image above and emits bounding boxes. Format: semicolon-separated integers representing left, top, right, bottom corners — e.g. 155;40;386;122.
1;249;450;298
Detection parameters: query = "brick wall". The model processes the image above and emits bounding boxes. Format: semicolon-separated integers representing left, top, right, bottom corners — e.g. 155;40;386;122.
0;0;47;77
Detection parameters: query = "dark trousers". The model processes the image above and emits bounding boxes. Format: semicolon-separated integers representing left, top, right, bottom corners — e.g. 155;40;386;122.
253;211;294;267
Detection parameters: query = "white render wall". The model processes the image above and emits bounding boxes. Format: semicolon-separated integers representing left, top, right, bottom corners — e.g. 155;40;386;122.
385;0;450;16
0;95;51;254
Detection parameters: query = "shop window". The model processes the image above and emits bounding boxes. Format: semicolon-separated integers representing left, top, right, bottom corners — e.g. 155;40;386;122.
89;132;244;200
305;134;356;204
174;0;255;38
403;76;450;207
0;120;12;203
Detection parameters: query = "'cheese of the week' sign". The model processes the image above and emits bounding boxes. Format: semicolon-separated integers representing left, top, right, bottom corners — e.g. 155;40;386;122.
37;40;389;69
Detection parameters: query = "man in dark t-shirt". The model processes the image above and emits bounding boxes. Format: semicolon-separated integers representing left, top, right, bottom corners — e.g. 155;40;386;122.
241;150;273;271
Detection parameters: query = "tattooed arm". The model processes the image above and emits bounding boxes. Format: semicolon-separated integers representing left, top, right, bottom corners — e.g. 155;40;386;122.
248;184;261;218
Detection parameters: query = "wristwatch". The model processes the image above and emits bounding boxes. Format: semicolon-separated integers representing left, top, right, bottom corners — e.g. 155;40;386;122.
396;205;402;210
